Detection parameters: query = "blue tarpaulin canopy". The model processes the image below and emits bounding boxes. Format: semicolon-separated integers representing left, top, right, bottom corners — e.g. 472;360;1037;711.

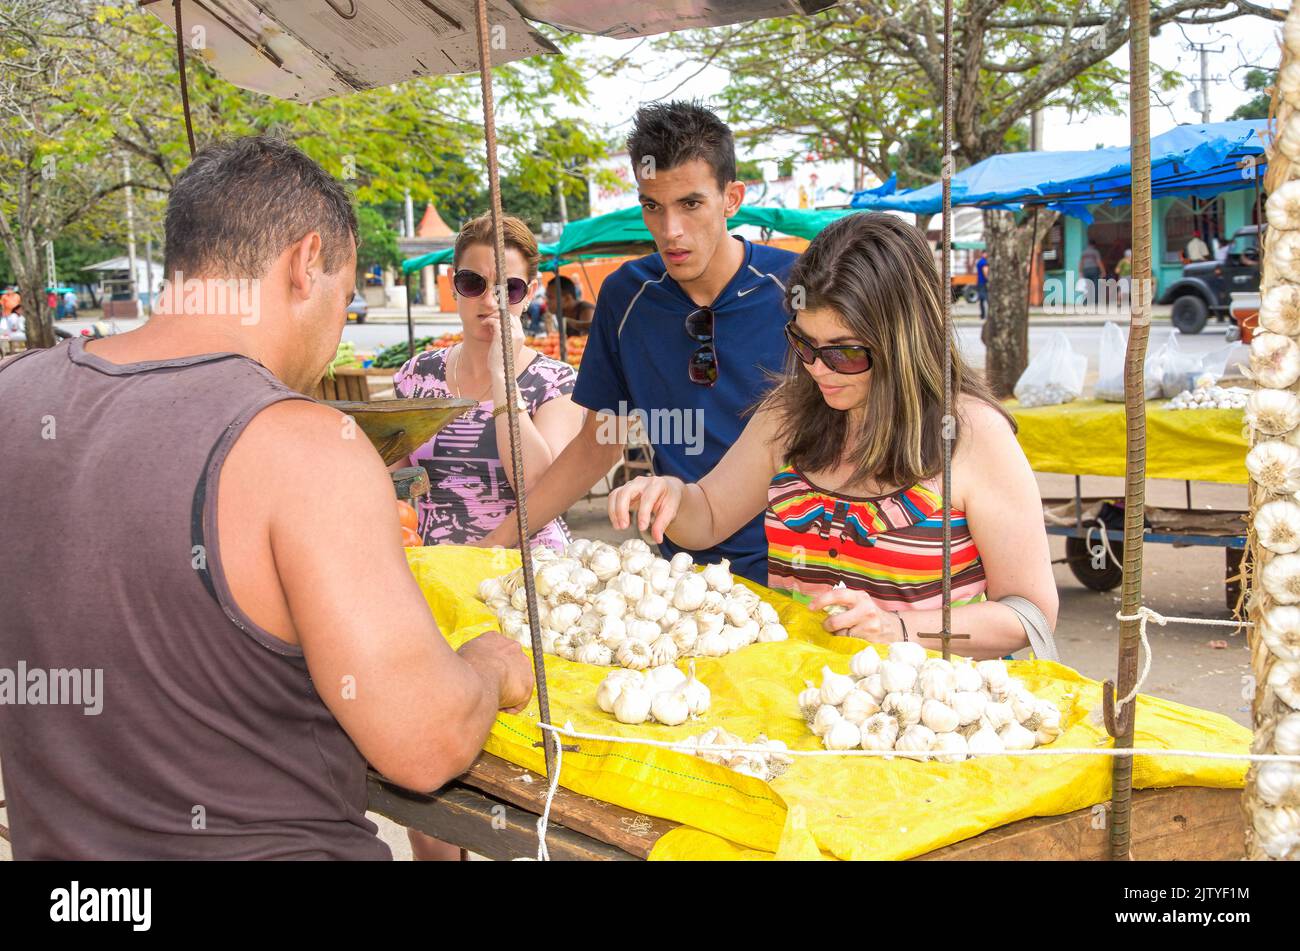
849;120;1267;223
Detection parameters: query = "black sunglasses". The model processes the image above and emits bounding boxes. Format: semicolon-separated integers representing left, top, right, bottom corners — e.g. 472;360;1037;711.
784;322;873;374
684;307;718;387
453;269;530;307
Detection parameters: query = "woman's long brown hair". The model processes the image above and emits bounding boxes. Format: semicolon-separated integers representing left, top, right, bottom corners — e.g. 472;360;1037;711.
764;212;1013;491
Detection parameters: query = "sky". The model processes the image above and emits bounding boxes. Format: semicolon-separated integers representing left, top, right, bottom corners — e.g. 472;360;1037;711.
556;10;1281;168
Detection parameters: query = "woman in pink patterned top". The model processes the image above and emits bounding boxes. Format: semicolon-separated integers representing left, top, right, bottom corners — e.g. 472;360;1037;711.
394;212;584;552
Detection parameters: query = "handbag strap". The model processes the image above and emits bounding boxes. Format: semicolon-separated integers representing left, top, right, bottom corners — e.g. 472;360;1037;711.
998;595;1059;662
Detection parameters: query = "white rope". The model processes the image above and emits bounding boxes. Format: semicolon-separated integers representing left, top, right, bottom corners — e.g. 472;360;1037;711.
1085;518;1122;570
535;726;564;862
1113;606;1252;714
533;721;1300;764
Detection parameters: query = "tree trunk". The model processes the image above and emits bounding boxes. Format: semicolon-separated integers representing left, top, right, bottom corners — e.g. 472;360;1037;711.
11;234;54;349
982;207;1056;397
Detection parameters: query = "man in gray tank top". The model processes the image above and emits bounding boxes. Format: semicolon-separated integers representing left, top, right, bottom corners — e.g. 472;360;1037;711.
0;136;534;860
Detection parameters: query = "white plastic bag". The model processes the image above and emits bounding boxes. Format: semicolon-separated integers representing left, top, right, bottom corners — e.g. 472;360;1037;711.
1014;332;1087;407
1096;322;1165;401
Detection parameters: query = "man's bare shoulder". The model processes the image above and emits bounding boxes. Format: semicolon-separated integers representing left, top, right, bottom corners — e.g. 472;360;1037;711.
235;399;390;486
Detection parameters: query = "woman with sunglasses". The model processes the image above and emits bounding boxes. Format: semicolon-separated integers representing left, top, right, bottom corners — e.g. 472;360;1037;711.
393;212;584;552
607;213;1057;660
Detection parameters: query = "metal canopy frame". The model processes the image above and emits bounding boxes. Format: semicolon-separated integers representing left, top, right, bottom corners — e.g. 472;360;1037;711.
150;0;1164;859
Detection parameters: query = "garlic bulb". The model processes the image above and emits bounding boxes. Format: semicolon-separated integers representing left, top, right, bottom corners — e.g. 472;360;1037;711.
1268;658;1300;708
635;593;669;623
648;633;679;667
951;690;988;726
797;683;822;718
1267;179;1300;232
700;590;726;613
598;615;628;648
623;550;654;576
565;539;593;562
819;666;856;706
1277;224;1300;283
895;724;937;760
722;598;750;627
588;547;622;581
620;538;651;557
1025;700;1062;745
757;601;780;626
611;572;646;602
591;589;627;618
1257;499;1300;554
596;677;626;713
981;700;1015;731
695;609;725;638
967;726;1004;756
701;559;734;592
645;664;687;695
888;641;928;668
849;647;881;679
548;602;582;631
1275;712;1300;756
1254;805;1300;860
669;616;700;652
1261;284;1300;337
648;565;675;595
1256;761;1300;807
999;722;1036;750
577;610;603;636
860;712;899;750
722;624;751;652
823;581;848;616
1247;387;1300;437
1251;332;1300;390
576;641;614;666
860;673;887;703
823;718;862;751
510;586;529;611
650;689;690;727
616;639;653;671
976;659;1010;692
883;691;923;729
614;684;652;724
1282;113;1300;163
625;618;661;643
952;662;983;694
758;622;789;643
669;551;694;576
672;574;707;611
933;731;969;764
840;689;880;724
1246;441;1300;494
477;577;506;602
918;666;957;704
679;661;711;716
812;703;843;737
1263;553;1300;605
880;660;919;694
569;566;600;595
697;630;730;657
920;698;960;734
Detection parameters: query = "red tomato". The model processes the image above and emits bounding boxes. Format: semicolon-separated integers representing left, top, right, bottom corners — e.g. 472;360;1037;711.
396;500;418;531
401;526;423;548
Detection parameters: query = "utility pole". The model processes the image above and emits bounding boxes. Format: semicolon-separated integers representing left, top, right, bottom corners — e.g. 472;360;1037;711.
1030;109;1043;151
1185;42;1223;124
123;155;139;317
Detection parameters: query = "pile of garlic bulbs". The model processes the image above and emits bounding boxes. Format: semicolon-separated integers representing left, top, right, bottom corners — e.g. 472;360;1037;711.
1249;9;1300;861
676;728;793;781
1165;383;1249;411
799;642;1061;762
595;662;711;727
477;538;788;668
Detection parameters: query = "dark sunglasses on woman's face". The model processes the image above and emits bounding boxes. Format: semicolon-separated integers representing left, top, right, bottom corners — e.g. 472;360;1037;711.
453;269;530;307
784;322;873;374
684;306;718;387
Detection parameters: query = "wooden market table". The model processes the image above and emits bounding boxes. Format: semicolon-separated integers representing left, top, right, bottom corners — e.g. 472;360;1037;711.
367;753;1245;861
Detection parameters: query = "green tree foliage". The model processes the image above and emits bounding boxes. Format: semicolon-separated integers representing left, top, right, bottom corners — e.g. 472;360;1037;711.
1230;68;1273;121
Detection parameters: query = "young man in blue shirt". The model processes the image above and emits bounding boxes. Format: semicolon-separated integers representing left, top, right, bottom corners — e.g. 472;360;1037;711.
482;101;796;585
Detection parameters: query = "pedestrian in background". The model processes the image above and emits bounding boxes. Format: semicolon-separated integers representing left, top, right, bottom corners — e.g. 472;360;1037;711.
1077;238;1103;309
975;253;989;322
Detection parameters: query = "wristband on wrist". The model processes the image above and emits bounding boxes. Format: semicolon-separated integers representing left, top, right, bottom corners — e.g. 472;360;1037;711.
893;611;909;642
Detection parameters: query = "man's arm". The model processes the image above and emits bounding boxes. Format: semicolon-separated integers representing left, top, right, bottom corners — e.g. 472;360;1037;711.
218;400;534;792
480;408;624;548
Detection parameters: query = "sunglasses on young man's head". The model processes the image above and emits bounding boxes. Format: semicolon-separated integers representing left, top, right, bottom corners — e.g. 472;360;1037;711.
684;306;718;387
453;269;530;307
784;322;873;374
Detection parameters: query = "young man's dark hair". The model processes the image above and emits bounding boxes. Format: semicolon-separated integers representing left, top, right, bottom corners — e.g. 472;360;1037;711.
164;135;358;279
627;100;737;192
549;275;580;298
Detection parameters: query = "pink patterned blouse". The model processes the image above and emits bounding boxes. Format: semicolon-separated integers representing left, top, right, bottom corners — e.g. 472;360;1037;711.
393;348;577;550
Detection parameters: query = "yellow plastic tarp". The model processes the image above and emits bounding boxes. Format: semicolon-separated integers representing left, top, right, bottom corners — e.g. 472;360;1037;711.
1008;399;1247;484
406;545;1249;860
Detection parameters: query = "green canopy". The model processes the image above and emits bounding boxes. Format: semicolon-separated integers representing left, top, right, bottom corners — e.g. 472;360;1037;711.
400;204;871;275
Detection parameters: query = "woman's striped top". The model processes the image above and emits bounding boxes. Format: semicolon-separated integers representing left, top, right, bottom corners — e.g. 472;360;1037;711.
765;464;987;610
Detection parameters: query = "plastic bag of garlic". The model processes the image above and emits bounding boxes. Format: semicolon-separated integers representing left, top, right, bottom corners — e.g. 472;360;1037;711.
476;538;789;667
800;642;1061;762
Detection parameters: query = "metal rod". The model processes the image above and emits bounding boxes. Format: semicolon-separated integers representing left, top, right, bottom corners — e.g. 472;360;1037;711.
173;0;197;158
938;0;954;660
472;0;555;781
406;270;415;363
1106;0;1154;862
